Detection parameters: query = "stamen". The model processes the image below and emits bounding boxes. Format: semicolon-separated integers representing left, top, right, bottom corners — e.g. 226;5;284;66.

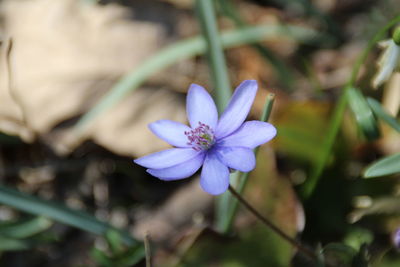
184;122;215;151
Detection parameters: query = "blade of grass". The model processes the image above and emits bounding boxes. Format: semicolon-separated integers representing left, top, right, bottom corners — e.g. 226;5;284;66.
195;0;231;112
217;93;276;233
74;24;323;132
195;0;233;235
300;15;400;199
0;185;140;247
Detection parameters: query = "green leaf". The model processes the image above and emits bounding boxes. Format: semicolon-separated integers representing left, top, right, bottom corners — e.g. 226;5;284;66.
91;247;114;267
322;243;358;267
0;235;30;251
363;153;400;178
367;97;400;133
347;87;380;140
91;243;146;267
0;185;139;247
343;227;373;251
115;246;146;267
105;229;124;254
0;216;52;239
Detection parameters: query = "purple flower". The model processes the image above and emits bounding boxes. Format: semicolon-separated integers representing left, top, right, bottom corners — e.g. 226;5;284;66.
134;80;276;195
393;228;400;249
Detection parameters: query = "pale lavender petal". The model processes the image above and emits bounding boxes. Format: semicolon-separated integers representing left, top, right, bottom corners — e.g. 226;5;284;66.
147;152;205;181
200;152;230;195
216;80;258;139
134;148;199;169
215;146;255;172
219;121;277;149
149;120;191;147
187;84;218;129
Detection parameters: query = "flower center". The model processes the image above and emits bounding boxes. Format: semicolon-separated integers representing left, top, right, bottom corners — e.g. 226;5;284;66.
184;122;215;151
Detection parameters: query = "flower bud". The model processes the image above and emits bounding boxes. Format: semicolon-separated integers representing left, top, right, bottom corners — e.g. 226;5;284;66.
372;39;400;88
392;26;400;46
393;228;400;249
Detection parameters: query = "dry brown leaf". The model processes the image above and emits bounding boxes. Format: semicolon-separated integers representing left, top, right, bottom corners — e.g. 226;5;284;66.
0;0;188;157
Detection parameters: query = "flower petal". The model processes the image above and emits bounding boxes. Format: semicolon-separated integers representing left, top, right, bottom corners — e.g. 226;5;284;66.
149;120;191;147
147;152;205;181
134;148;199;169
219;121;277;149
187;84;218;129
216;80;258;138
215;146;255;172
200;152;230;195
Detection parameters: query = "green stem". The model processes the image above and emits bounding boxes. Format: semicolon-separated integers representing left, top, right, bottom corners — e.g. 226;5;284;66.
195;0;235;236
217;93;275;232
195;0;231;112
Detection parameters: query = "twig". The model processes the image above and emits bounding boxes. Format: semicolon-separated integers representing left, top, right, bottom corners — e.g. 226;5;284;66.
228;185;317;261
144;232;152;267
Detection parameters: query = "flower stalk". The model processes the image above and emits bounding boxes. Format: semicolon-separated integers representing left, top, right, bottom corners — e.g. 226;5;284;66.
218;93;275;233
144;232;152;267
195;0;231;112
228;185;317;261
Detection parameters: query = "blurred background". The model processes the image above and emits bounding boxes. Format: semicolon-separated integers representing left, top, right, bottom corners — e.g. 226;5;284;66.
0;0;399;266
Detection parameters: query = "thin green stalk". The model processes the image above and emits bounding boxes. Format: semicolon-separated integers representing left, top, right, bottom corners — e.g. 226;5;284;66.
195;0;231;112
300;91;348;198
144;232;152;267
195;0;234;235
217;94;275;232
301;15;400;199
74;24;320;132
